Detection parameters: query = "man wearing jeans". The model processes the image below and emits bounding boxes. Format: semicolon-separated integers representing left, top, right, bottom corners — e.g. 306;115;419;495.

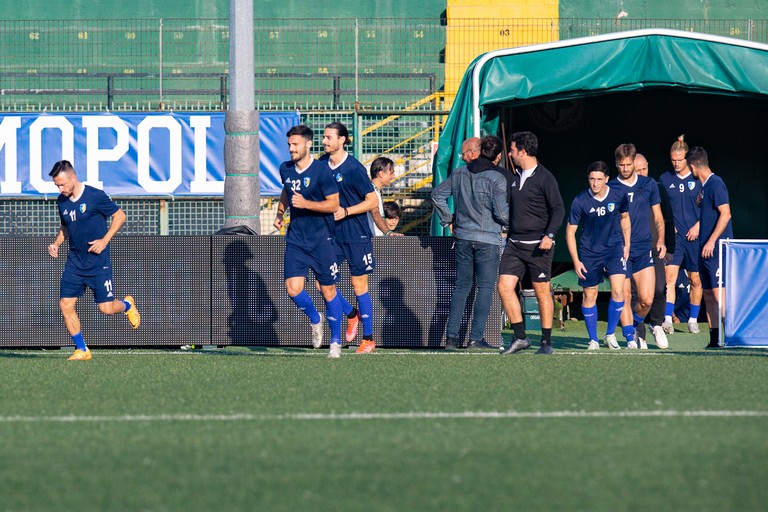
431;135;511;349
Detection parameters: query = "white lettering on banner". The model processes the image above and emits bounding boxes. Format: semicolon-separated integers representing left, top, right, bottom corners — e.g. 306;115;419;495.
82;115;130;190
30;116;75;194
137;116;182;194
0;112;275;197
0;116;22;193
189;116;223;194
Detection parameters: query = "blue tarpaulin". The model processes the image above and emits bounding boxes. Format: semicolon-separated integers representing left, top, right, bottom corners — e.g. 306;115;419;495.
725;240;768;347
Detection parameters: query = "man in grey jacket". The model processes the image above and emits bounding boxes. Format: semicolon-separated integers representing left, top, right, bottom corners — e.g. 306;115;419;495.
432;135;511;349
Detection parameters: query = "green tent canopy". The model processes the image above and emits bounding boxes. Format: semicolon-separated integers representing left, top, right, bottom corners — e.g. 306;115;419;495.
432;29;768;235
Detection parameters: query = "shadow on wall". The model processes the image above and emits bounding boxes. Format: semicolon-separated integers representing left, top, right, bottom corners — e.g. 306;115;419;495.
424;237;453;348
378;277;423;346
223;240;278;345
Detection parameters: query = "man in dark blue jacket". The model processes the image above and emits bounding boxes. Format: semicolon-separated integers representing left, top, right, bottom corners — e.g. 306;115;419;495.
432;135;511;349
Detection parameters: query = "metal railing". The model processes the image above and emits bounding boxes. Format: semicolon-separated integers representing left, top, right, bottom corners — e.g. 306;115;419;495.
0;71;436;112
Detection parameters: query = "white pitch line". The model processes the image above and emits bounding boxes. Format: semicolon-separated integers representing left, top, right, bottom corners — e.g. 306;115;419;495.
11;349;673;357
0;410;766;423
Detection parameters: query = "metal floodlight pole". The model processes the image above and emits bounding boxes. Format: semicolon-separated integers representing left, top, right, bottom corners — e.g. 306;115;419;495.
159;18;164;109
719;239;725;347
223;0;260;233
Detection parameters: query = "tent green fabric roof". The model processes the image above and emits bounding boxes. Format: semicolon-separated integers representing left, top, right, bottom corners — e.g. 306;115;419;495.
432;29;768;235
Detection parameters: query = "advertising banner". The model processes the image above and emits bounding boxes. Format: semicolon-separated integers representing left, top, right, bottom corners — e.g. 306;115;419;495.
0;111;299;197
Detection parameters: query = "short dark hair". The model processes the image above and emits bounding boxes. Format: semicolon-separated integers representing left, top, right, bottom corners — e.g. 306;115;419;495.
370;156;394;180
587;160;610;176
686;146;709;168
286;124;313;141
49;160;75;178
614;143;637;163
479;135;503;161
509;131;538;157
325;122;350;146
383;201;401;219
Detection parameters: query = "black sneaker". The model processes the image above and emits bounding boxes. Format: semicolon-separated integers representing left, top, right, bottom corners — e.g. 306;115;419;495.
536;342;554;355
500;338;531;355
705;341;720;348
445;337;459;350
466;339;494;350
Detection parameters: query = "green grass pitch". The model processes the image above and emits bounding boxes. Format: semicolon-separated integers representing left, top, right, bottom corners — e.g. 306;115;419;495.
1;322;766;511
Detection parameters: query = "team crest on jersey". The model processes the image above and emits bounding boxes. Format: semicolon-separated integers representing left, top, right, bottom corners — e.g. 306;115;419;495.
607;202;616;212
335;172;343;182
688;181;696;190
79;204;87;213
303;177;311;187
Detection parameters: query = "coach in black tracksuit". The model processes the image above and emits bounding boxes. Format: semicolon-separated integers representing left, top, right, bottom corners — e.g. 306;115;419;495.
498;131;565;355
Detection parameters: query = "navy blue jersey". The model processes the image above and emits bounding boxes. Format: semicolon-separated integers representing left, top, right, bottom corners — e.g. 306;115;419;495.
280;157;339;247
659;171;701;235
322;153;375;243
699;174;733;244
57;185;120;275
568;185;628;256
609;174;660;245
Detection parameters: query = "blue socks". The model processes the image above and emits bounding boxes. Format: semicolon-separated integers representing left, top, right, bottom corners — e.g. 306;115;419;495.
290;290;321;324
632;312;645;327
689;303;701;322
622;325;635;342
122;300;132;312
337;291;354;317
291;289;345;344
582;305;598;341
357;292;374;337
324;293;343;344
337;291;373;336
607;299;624;337
71;332;87;351
665;302;675;317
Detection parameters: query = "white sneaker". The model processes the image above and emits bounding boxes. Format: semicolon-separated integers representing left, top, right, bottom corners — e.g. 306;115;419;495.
638;337;648;350
652;325;669;349
627;340;638;349
328;343;342;359
604;334;620;350
661;321;674;334
587;340;600;350
688;321;701;334
311;313;324;349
